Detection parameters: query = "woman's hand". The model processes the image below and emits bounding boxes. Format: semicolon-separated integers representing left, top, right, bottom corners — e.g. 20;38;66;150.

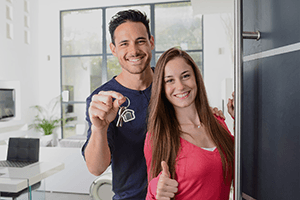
156;161;178;200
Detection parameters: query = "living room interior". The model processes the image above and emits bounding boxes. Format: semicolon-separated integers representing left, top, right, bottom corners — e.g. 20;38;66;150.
0;0;234;199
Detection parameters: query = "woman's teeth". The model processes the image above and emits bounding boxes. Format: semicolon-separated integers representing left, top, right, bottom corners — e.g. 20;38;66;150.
176;92;188;98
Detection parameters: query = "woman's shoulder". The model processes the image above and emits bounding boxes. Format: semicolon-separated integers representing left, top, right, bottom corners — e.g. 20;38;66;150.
214;115;233;137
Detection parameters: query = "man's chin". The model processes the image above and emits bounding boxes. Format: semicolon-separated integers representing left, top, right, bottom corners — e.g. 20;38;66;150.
122;65;150;75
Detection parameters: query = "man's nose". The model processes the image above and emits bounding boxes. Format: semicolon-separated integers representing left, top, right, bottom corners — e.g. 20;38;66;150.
128;44;139;56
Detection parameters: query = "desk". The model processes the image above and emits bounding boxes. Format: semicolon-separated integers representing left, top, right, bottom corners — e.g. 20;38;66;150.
0;145;64;199
0;162;64;193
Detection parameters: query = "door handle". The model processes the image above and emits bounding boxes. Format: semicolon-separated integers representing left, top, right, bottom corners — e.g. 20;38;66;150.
235;1;261;200
234;0;242;199
243;31;261;40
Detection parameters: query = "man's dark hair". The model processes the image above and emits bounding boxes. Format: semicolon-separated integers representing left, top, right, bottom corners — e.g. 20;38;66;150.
109;9;151;45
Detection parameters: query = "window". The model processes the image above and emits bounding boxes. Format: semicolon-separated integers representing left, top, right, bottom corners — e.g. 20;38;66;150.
60;1;203;138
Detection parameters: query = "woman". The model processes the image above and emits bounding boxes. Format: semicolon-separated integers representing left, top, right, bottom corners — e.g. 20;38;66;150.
144;48;234;200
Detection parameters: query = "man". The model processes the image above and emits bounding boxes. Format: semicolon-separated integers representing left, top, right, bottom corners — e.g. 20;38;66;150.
82;10;154;200
82;9;224;200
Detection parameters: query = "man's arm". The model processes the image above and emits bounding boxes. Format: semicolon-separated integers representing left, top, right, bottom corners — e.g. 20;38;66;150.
84;91;126;176
227;92;235;119
211;107;226;119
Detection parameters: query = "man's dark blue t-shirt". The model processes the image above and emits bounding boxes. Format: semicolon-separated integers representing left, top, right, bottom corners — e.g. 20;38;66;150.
82;77;151;200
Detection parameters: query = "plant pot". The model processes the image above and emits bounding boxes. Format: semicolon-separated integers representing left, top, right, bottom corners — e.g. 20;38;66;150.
40;134;53;147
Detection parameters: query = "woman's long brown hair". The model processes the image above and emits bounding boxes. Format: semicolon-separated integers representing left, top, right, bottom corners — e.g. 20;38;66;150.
147;48;234;187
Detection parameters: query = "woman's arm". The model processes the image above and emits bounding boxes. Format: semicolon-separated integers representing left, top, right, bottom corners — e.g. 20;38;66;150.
146;162;178;200
144;134;178;200
144;132;153;180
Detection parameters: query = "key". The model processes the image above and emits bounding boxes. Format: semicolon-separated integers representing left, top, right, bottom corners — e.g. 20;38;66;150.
116;107;126;127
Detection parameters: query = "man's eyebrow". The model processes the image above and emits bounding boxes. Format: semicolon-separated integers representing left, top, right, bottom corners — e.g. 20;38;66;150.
118;37;146;45
136;37;147;40
118;39;129;44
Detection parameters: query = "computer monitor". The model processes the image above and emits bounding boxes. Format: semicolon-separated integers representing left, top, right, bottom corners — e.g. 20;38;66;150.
0;88;15;121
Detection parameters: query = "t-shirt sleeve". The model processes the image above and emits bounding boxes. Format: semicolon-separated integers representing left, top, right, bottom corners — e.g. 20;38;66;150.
81;95;93;159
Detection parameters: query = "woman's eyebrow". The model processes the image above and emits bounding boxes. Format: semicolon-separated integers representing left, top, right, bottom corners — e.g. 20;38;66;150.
164;75;173;79
181;70;189;75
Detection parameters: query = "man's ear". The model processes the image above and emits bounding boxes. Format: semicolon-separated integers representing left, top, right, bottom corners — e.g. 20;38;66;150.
150;35;155;50
110;43;117;57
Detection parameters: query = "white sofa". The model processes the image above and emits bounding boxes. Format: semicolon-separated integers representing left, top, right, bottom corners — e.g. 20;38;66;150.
58;122;87;148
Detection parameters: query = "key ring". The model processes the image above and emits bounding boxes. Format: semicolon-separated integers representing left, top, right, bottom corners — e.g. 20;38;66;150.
118;97;130;109
118;97;130;116
116;96;135;127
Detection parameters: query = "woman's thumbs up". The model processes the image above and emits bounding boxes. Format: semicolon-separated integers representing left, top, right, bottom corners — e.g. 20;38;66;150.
156;161;178;200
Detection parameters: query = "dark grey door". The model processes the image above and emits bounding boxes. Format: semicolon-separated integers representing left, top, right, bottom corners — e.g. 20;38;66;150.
240;0;300;199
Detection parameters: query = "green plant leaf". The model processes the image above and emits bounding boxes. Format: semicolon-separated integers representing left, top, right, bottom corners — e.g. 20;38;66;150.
28;96;66;135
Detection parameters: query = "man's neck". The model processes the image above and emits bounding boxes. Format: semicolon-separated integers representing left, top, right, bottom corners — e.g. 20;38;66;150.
115;67;153;91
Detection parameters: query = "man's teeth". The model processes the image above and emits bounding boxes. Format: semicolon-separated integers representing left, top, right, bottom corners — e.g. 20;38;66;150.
130;58;140;61
176;92;188;98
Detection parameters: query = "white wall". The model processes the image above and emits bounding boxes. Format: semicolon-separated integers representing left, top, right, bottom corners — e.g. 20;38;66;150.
0;0;40;131
191;0;234;133
202;13;234;132
203;13;234;108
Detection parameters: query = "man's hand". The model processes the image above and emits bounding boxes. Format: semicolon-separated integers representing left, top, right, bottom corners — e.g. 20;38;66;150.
88;91;126;129
156;161;178;200
227;92;235;119
211;107;225;120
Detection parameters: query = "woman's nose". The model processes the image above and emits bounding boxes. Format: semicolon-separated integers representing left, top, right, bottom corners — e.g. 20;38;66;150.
175;80;184;90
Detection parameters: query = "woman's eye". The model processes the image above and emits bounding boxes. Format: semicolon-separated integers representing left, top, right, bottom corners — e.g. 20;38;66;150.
183;74;190;79
165;79;173;83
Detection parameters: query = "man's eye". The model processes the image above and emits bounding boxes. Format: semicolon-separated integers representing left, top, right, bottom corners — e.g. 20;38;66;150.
138;40;146;44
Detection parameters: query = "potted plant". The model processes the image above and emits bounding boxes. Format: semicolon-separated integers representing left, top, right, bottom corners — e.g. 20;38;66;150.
29;96;64;146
